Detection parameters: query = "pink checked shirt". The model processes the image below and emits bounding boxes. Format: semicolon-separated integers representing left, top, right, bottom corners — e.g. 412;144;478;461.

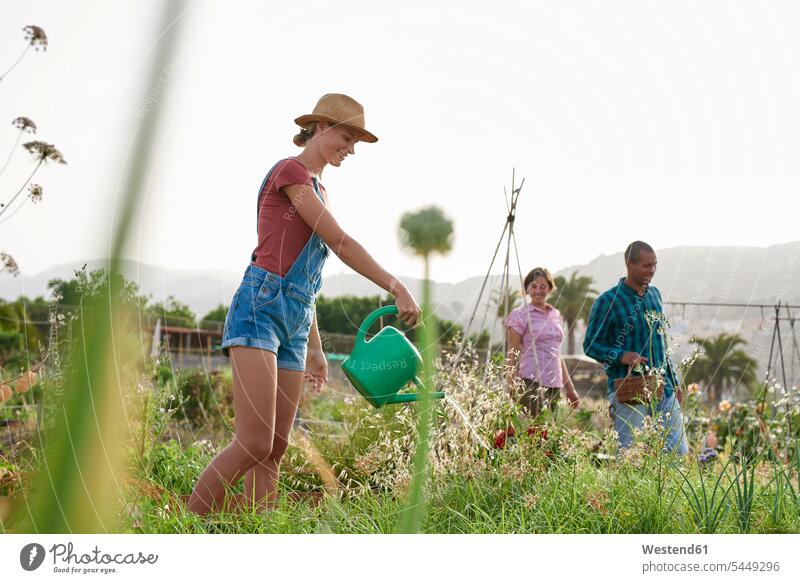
505;303;565;387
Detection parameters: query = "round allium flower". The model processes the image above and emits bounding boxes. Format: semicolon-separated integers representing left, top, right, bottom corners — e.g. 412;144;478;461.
23;26;48;51
1;252;20;276
23;141;66;164
718;400;732;413
398;206;454;257
28;183;43;203
12;117;37;133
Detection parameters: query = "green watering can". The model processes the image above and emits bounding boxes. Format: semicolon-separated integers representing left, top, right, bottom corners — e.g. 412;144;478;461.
342;305;445;408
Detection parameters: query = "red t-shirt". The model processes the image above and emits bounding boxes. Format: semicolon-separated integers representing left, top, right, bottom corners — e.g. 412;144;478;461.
251;157;328;277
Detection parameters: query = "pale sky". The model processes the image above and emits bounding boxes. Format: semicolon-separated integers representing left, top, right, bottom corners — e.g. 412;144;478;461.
1;0;798;284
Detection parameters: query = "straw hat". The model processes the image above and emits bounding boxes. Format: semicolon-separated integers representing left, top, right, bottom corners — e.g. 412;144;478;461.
294;94;378;143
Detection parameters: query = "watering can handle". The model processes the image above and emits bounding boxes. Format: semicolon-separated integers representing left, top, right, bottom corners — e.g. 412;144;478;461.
355;305;400;345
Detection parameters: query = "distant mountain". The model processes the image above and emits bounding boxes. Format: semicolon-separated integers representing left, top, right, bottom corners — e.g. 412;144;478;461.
560;241;800;306
4;243;799;379
0;258;242;318
0;256;504;326
3;241;799;327
322;241;800;337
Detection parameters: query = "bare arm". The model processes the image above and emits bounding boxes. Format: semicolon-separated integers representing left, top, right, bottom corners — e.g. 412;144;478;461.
560;357;574;390
305;307;327;392
308;308;323;355
560;357;579;408
284;183;420;326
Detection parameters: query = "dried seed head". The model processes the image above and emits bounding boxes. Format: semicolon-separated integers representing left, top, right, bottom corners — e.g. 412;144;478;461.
1;252;20;276
15;371;38;394
28;183;43;203
587;491;609;513
522;493;539;510
12;117;37;133
23;25;48;51
23;141;66;164
0;385;13;402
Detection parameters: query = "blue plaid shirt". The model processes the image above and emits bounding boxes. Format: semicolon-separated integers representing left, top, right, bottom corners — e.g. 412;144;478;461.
583;278;678;397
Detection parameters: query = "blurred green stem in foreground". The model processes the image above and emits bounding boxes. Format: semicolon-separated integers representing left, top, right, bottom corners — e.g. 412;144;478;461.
397;206;454;533
12;1;187;533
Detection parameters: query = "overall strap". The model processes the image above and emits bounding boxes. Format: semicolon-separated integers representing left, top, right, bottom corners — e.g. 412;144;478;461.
281;175;329;284
310;176;325;203
251;161;282;263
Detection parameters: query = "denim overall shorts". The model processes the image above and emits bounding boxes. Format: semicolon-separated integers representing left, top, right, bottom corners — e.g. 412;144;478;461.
220;170;330;371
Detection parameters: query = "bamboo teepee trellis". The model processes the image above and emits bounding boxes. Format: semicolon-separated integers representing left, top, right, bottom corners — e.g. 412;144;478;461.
450;169;534;372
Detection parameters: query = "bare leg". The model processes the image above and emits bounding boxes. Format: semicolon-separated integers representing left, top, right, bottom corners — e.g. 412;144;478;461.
242;368;304;511
186;347;278;515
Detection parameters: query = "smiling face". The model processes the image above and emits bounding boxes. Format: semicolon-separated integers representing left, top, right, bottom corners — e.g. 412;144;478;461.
627;250;657;287
527;276;551;305
315;122;360;167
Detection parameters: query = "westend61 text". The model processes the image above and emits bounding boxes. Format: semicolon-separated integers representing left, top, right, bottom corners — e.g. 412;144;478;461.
642;544;708;555
49;543;158;565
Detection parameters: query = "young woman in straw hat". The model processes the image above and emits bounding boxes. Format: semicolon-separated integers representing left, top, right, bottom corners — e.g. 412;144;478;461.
187;94;421;515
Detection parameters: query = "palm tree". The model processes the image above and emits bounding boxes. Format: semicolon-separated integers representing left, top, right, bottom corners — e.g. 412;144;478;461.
684;333;758;403
489;286;521;354
490;286;521;321
550;272;597;355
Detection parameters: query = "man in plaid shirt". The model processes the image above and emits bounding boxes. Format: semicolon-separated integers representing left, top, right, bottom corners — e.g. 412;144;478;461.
583;241;688;455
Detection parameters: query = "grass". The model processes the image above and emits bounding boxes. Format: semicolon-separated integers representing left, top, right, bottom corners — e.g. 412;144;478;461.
120;442;800;534
4;348;800;534
28;352;786;534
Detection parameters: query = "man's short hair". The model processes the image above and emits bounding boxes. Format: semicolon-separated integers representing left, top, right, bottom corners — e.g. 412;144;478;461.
624;241;655;264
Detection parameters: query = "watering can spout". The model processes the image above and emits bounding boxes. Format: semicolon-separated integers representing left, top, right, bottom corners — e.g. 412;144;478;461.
386;391;447;404
386;376;446;403
341;306;446;408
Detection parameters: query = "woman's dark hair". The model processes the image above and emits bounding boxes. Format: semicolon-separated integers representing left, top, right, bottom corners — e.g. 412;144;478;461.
293;121;319;147
523;267;556;292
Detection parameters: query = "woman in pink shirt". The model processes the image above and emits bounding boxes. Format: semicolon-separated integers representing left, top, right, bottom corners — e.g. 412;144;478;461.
505;267;579;417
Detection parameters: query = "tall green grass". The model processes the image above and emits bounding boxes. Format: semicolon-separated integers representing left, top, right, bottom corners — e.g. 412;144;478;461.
396;207;454;533
11;1;188;533
397;259;437;533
